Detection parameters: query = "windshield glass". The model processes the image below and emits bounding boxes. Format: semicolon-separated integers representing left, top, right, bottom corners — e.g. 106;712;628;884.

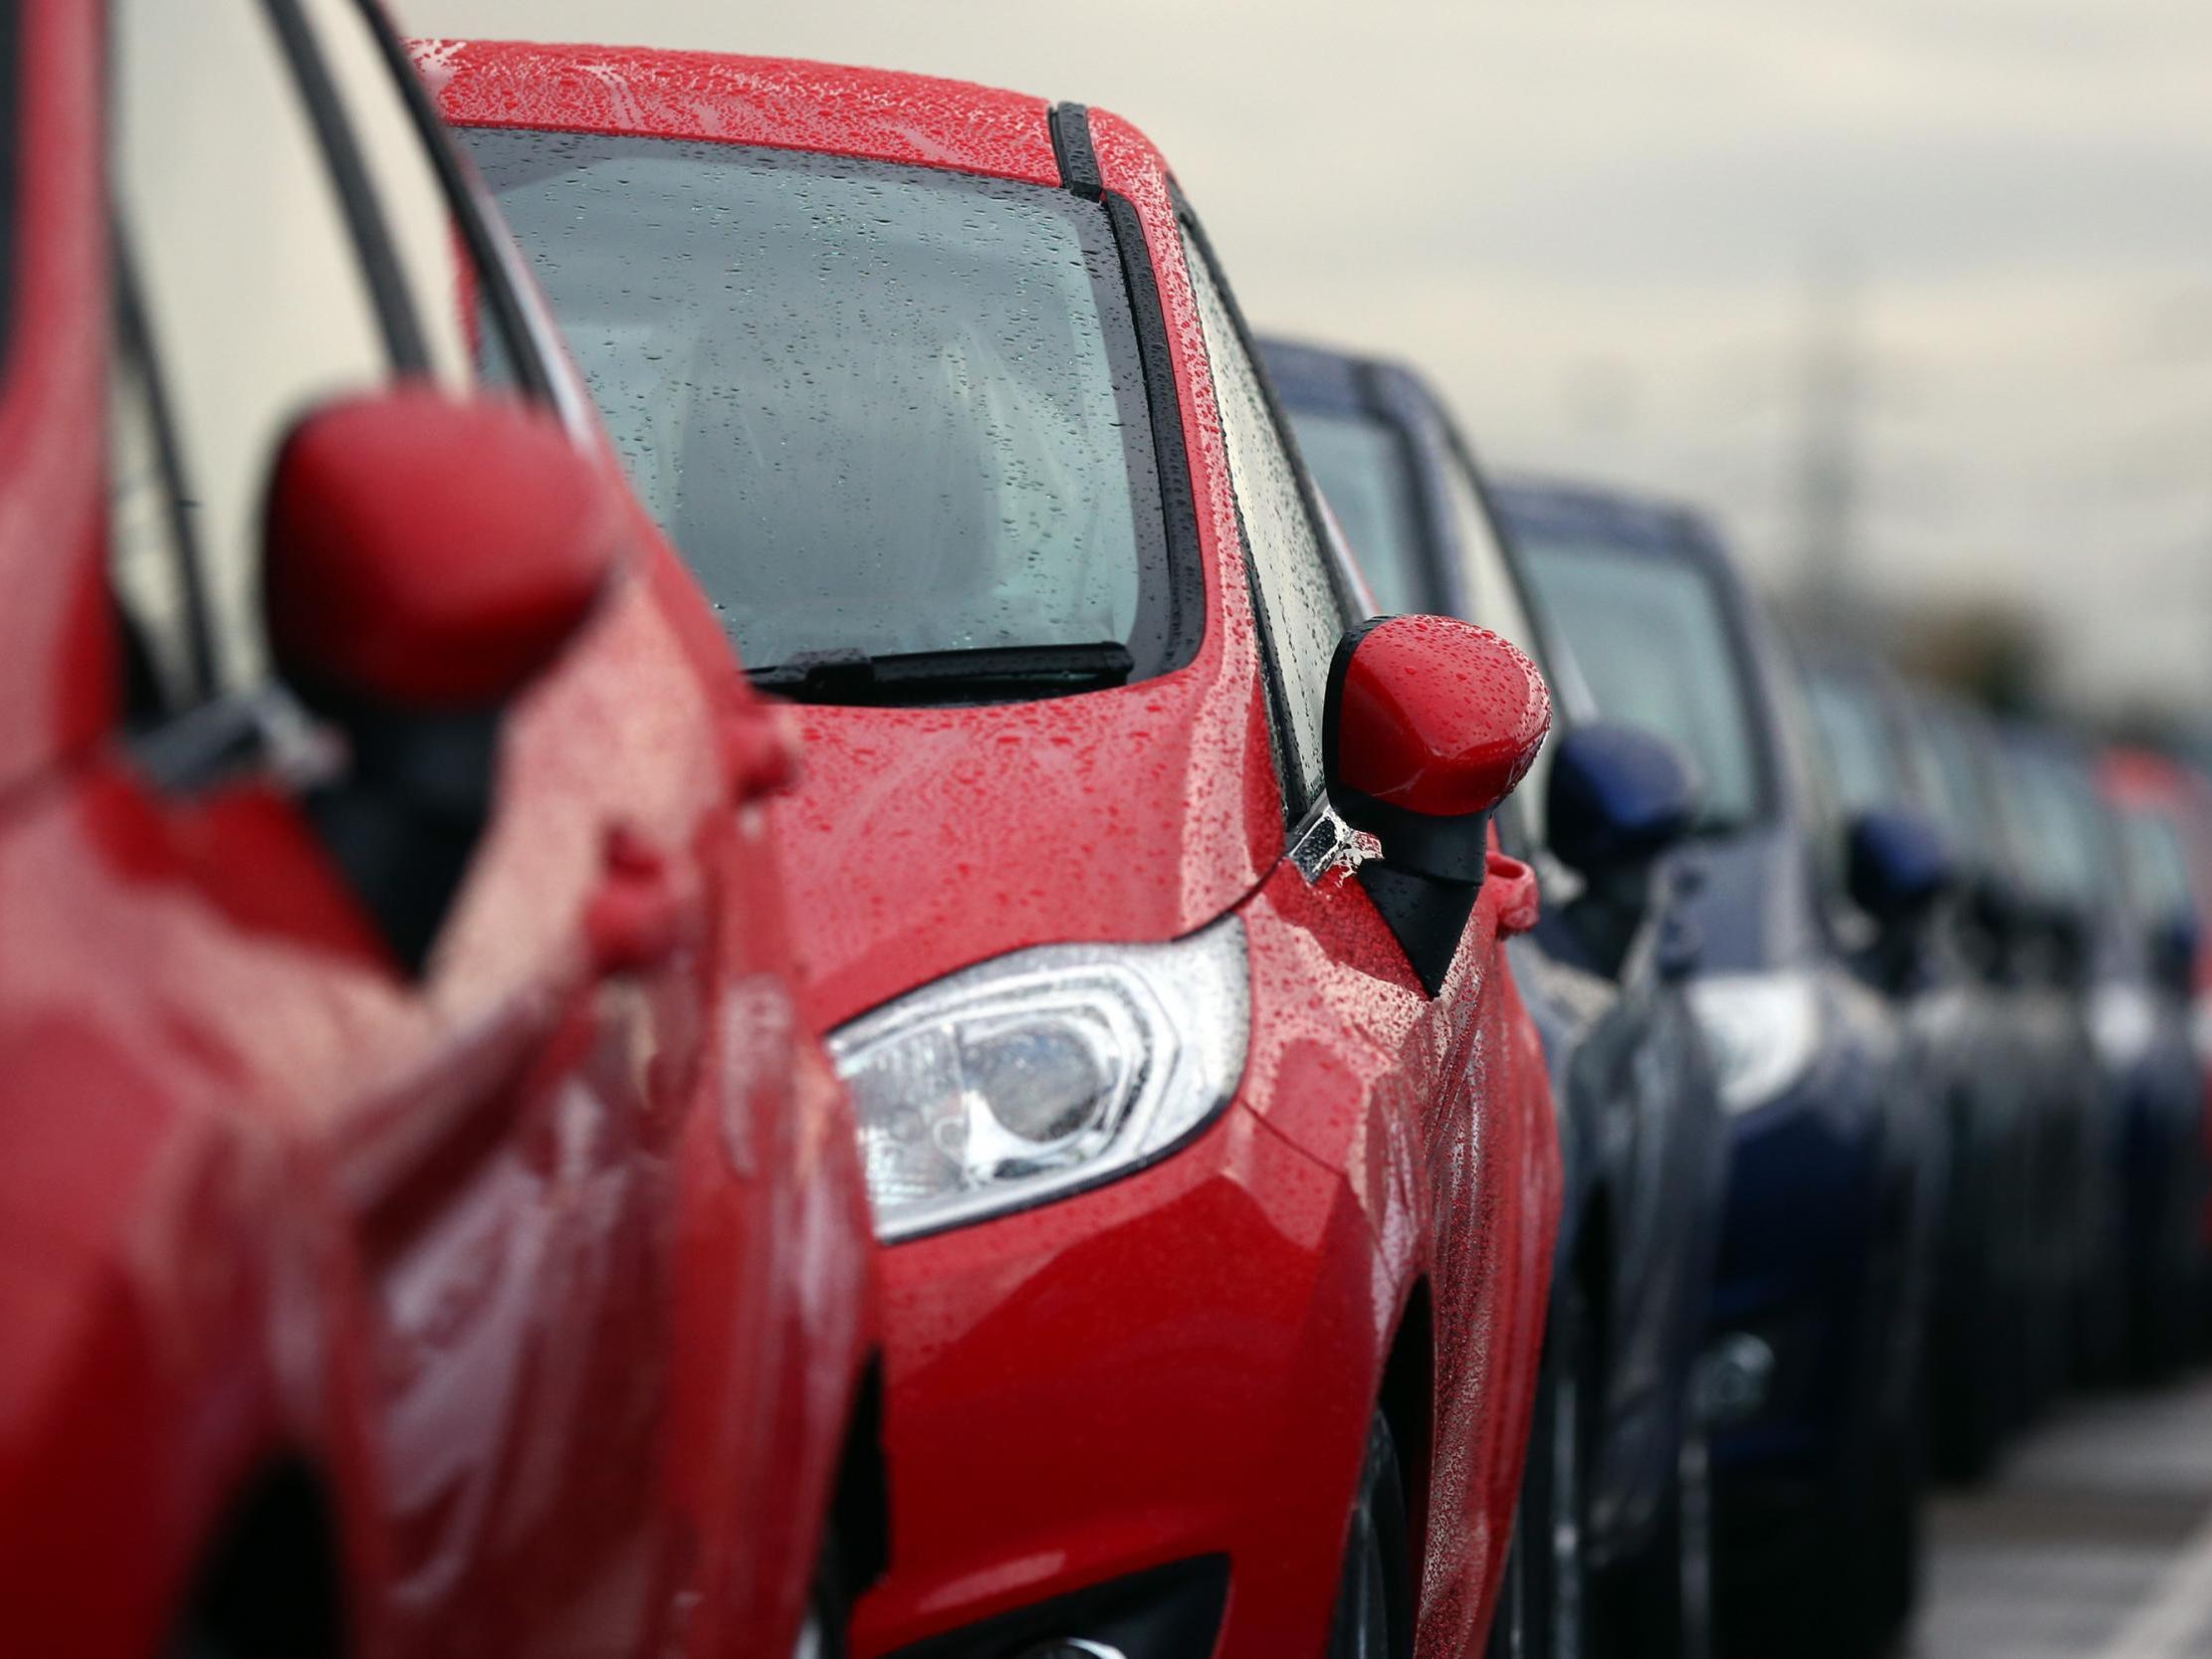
463;129;1179;685
1804;674;1902;816
2005;747;2106;909
2119;805;2193;924
1286;409;1437;615
1517;538;1764;831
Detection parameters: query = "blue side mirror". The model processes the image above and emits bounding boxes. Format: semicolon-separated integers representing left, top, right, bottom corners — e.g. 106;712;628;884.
2153;909;2200;994
1846;807;1954;923
1547;722;1701;875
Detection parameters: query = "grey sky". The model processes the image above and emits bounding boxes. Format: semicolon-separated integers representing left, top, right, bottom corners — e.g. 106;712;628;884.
411;0;2212;715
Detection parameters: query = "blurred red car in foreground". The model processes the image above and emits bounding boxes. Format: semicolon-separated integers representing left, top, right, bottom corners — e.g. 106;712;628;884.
437;42;1563;1659
0;3;877;1656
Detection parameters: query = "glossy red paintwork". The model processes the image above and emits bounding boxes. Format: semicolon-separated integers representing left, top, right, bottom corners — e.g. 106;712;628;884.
0;8;874;1658
1337;619;1551;818
436;42;1561;1659
265;390;624;709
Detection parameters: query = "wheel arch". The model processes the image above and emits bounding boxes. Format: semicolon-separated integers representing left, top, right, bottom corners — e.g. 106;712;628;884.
827;1353;893;1595
171;1453;349;1658
1377;1275;1436;1569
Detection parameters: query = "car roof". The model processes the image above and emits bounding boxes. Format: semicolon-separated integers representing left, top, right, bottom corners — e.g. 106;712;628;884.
415;39;1062;186
1257;334;1385;413
1488;477;1717;562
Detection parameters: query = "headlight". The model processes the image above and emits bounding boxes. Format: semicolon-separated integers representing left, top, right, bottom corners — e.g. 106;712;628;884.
1689;972;1824;1116
2091;982;2158;1068
828;916;1250;1241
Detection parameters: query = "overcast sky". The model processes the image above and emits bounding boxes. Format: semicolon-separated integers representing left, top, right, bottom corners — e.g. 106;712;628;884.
412;0;2212;716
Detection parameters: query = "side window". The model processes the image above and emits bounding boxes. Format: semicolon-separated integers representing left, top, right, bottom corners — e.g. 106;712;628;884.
1772;649;1852;906
1180;224;1350;814
1439;455;1552;845
113;0;392;695
109;275;208;717
110;0;533;704
298;0;526;393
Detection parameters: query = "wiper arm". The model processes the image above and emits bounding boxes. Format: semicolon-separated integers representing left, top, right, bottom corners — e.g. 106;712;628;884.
746;642;1136;705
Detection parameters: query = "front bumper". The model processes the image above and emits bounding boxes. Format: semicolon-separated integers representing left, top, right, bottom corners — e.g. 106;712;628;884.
850;1100;1385;1659
1706;1060;1889;1474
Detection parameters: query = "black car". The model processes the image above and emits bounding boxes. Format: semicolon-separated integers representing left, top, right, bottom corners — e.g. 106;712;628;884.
1263;338;1727;1659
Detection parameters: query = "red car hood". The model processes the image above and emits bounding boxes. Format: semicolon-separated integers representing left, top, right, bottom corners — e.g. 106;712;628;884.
771;667;1282;1033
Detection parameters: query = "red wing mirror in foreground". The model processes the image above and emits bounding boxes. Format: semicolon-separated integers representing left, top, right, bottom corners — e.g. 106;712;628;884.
263;388;626;972
1324;615;1552;991
265;388;621;712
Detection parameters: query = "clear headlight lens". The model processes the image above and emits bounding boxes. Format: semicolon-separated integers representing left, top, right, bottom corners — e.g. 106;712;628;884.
828;917;1250;1241
2092;982;2158;1068
1689;971;1825;1116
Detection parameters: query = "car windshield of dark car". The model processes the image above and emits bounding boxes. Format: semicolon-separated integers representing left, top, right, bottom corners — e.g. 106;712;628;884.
1286;409;1436;615
462;130;1176;692
1805;675;1901;817
2007;750;2105;911
1517;538;1763;831
2118;806;2193;927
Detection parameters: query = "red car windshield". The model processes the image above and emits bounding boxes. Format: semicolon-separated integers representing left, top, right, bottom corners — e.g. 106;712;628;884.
464;129;1179;697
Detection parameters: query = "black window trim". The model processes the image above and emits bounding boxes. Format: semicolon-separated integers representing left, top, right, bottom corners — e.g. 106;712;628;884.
257;0;428;373
343;0;555;407
1049;105;1206;682
1172;186;1358;828
0;0;19;378
112;234;218;711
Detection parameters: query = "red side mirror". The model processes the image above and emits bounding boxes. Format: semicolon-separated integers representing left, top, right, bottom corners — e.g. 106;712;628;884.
264;387;622;711
1324;615;1551;883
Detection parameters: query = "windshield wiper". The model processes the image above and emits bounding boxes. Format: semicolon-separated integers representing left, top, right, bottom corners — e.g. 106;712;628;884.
746;642;1136;705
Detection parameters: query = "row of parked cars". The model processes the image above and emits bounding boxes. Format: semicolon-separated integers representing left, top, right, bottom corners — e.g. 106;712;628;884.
9;4;2210;1657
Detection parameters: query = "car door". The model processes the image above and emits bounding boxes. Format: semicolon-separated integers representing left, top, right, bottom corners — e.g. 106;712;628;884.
1438;433;1718;1509
1174;207;1558;1657
107;0;728;1650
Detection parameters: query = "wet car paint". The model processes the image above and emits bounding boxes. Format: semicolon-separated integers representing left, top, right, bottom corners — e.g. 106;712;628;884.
0;6;877;1656
1261;338;1730;1615
1494;481;1941;1655
433;42;1564;1659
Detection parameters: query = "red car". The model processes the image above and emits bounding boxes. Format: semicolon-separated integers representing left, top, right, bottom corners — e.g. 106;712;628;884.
0;3;878;1656
437;43;1564;1659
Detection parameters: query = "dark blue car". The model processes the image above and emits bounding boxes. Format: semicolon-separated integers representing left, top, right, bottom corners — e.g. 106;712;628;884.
1992;726;2203;1383
1915;697;2100;1423
1491;482;1942;1659
1261;339;1727;1659
1798;654;2040;1478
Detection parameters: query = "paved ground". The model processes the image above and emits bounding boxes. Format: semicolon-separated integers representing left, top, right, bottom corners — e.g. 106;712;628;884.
1907;1372;2212;1659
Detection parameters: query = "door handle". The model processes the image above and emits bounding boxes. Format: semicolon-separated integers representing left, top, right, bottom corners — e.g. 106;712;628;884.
586;826;696;975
